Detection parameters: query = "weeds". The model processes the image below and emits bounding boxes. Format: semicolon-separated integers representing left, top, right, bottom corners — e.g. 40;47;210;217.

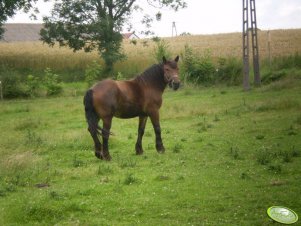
256;148;272;165
173;143;183;153
255;135;265;140
155;175;170;181
287;125;298;136
213;115;220;122
291;147;300;157
14;118;40;131
296;114;301;125
25;129;43;147
49;191;66;200
123;173;138;185
97;164;113;175
229;146;241;160
256;99;300;112
72;155;85;168
256;146;300;174
240;172;250;180
268;163;282;174
119;158;137;169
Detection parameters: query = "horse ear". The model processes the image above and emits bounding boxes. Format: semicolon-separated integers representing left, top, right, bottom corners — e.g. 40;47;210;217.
174;55;179;62
162;56;167;64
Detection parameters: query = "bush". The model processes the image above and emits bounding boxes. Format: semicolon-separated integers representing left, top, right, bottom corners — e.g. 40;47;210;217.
181;45;215;85
116;72;125;80
26;75;41;98
0;68;29;98
85;61;103;87
271;52;301;70
261;69;287;84
153;38;171;63
43;68;62;96
0;67;63;98
216;57;242;85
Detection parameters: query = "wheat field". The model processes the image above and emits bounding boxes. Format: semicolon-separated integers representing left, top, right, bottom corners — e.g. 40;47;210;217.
0;29;300;73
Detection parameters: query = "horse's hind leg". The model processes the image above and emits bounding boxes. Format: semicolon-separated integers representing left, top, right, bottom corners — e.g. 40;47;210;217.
88;126;103;159
136;116;148;155
101;116;113;161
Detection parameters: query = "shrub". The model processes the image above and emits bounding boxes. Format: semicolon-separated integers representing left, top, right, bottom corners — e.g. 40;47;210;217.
85;61;103;87
271;52;301;70
181;46;215;85
0;68;28;98
261;69;287;84
25;74;41;98
216;57;242;85
43;68;63;96
153;38;171;63
116;71;125;80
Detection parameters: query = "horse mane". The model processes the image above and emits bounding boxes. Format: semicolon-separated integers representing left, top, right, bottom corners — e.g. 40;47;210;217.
134;63;166;90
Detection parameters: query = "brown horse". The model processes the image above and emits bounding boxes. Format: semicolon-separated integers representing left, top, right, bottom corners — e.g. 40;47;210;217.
83;56;180;160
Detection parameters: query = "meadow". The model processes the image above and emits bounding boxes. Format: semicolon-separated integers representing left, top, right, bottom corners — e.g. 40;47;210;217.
0;28;301;225
0;77;301;225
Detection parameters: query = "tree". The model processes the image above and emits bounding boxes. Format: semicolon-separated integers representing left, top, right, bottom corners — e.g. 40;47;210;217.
0;0;38;39
40;0;187;74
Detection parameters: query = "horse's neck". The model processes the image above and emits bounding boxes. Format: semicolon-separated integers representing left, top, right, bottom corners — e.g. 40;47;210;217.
136;64;167;92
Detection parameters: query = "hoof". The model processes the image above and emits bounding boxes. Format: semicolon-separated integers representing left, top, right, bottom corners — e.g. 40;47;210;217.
95;151;103;159
135;144;144;155
101;151;112;161
95;151;111;161
156;144;165;153
136;150;144;155
103;154;112;161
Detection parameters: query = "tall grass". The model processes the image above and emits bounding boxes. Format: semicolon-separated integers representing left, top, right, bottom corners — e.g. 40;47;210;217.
0;29;300;77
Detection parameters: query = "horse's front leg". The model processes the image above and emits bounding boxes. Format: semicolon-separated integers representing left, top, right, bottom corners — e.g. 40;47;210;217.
101;116;112;161
149;111;165;153
135;116;148;155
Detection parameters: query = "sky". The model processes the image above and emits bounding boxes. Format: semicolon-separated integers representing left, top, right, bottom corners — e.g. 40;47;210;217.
6;0;301;37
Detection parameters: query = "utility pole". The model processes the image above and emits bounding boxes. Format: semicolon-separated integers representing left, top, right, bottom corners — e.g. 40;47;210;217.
242;0;261;90
172;21;177;37
242;0;250;90
267;30;271;68
0;81;3;100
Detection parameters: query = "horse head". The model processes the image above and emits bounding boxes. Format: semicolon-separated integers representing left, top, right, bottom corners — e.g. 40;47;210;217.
163;56;180;90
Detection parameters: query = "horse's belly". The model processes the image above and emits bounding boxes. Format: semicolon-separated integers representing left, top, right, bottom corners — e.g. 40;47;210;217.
114;104;144;119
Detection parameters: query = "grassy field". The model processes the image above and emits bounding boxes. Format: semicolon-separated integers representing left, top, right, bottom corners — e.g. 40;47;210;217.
0;77;301;225
1;29;301;77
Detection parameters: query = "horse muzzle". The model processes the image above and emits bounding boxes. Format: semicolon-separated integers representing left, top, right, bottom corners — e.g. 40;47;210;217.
169;80;180;90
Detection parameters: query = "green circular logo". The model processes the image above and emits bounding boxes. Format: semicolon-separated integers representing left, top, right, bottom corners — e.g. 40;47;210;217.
267;206;298;224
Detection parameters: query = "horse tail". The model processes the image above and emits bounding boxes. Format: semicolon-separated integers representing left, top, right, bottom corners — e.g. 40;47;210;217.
83;89;101;136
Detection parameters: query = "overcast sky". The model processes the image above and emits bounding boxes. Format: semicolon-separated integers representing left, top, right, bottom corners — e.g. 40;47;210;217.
6;0;301;37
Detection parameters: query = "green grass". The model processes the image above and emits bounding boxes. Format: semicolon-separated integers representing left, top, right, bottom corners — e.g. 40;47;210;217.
0;80;301;225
